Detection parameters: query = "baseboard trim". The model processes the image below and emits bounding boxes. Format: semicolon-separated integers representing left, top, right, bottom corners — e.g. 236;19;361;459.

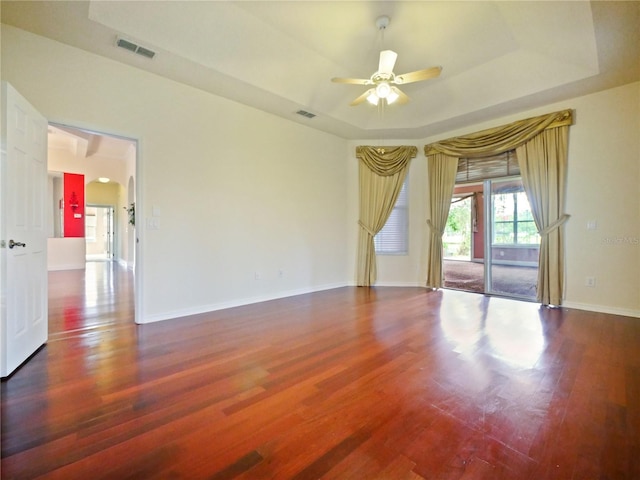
138;282;349;324
138;283;640;323
562;301;640;319
369;281;425;287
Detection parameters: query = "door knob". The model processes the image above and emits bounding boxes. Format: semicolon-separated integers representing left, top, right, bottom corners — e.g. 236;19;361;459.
8;239;26;249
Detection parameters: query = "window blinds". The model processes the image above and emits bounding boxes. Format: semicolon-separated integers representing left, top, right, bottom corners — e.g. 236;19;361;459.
374;179;408;255
456;150;519;184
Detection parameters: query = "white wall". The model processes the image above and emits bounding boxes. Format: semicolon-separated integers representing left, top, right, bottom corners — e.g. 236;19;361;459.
47;238;85;271
347;82;640;317
561;83;640;316
2;25;349;323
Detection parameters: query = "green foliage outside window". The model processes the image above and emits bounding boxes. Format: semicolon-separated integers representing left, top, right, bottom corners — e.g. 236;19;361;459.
444;197;472;257
492;192;539;245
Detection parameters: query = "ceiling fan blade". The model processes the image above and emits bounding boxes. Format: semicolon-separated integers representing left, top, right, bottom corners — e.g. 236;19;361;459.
378;50;398;75
331;77;371;85
391;87;410;105
394;66;442;85
350;89;374;106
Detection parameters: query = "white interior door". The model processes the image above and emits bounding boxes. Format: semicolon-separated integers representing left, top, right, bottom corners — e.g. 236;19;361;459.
1;82;48;378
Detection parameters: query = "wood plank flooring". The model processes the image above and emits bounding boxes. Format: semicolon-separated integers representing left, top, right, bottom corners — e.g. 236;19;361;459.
2;262;640;479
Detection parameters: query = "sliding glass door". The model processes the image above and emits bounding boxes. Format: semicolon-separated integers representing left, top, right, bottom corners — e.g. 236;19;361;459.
485;178;539;298
443;177;539;300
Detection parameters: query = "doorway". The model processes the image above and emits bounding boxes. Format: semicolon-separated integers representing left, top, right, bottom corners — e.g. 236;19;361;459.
47;123;138;329
444;177;539;299
85;205;114;261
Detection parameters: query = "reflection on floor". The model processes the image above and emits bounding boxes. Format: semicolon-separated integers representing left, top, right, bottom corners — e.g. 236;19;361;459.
444;259;538;298
48;261;134;338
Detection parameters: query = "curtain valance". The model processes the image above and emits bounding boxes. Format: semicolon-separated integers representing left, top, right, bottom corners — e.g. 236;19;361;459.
356;146;418;176
424;109;573;158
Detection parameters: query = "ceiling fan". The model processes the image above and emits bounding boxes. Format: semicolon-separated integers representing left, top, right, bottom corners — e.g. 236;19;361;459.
331;16;442;107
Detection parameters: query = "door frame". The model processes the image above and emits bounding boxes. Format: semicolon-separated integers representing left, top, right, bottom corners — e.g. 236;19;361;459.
47;121;143;324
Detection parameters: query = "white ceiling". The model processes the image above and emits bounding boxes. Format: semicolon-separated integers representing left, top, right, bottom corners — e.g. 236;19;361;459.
2;1;639;140
48;124;135;162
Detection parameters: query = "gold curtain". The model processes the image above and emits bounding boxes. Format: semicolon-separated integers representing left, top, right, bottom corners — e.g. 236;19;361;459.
423;109;573;303
425;154;459;288
516;127;570;305
356;146;417;286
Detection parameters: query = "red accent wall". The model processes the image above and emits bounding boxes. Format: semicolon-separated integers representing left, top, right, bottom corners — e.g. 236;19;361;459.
63;173;85;238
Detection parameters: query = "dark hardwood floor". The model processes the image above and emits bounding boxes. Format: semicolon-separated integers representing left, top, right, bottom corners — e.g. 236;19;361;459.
2;262;639;479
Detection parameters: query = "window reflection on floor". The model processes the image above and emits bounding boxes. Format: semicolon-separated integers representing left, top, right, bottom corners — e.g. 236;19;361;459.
484;300;545;368
439;293;545;369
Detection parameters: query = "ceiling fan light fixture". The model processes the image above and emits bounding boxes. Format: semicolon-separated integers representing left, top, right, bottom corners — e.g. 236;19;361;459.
386;88;400;104
366;90;379;106
375;82;391;99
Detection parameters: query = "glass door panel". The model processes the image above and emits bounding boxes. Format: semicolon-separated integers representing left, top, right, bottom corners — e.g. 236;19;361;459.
486;178;539;299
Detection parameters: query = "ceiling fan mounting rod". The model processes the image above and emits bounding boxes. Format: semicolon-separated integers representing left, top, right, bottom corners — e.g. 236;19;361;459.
376;15;390;31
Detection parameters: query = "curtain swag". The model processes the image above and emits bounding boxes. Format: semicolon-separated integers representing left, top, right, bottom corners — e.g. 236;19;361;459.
356;145;418;176
424;109;573;158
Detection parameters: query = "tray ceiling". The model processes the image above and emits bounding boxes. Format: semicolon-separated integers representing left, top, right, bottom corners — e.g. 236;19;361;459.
2;1;639;139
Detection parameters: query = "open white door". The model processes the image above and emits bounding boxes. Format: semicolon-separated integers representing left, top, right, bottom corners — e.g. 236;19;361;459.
1;82;48;378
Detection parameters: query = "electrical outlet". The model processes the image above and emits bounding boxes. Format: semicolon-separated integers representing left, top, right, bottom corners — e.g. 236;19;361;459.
254;272;261;280
585;276;596;287
278;269;284;278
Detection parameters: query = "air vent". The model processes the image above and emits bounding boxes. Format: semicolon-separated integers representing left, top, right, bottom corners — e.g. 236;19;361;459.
135;46;156;59
296;110;316;119
116;37;156;59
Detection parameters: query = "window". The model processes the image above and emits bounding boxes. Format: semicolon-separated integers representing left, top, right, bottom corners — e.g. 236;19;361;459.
374;177;408;255
492;190;539;245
